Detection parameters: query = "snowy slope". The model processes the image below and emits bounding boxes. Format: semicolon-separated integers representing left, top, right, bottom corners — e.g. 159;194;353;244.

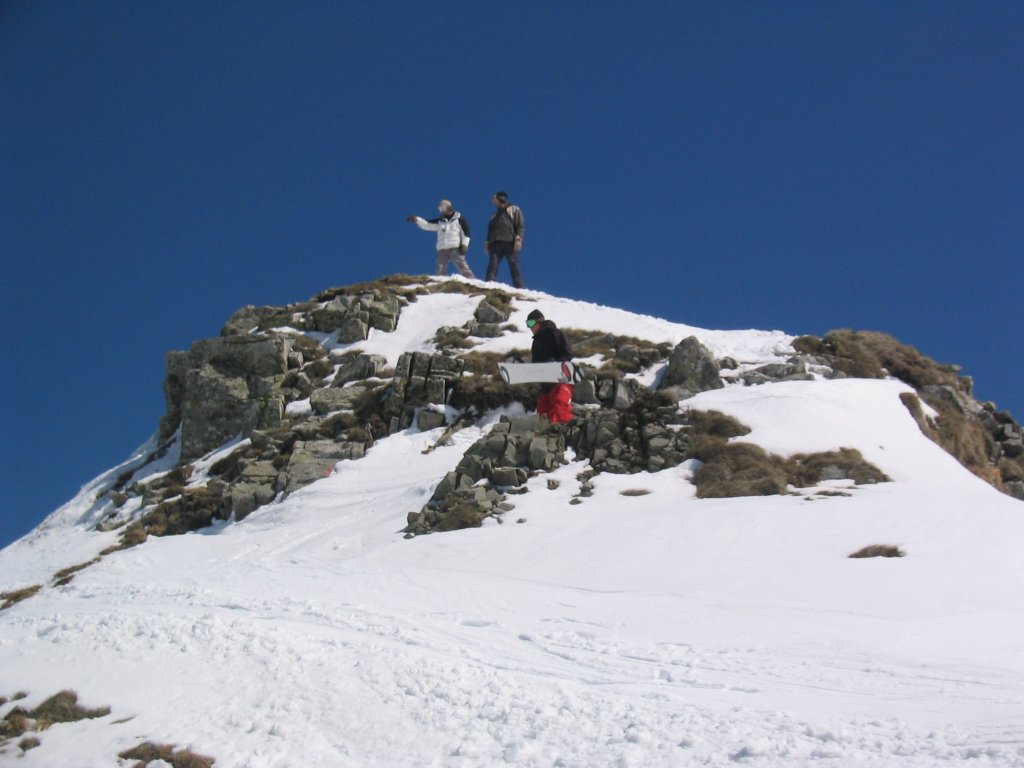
2;278;1023;767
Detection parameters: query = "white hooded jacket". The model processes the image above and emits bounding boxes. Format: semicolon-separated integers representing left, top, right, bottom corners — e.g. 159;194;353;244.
413;212;470;251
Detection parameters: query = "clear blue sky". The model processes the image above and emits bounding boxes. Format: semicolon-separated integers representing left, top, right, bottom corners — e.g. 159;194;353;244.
3;2;1022;549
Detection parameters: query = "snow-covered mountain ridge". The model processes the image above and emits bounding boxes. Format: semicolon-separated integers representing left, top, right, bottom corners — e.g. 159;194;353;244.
2;275;1023;767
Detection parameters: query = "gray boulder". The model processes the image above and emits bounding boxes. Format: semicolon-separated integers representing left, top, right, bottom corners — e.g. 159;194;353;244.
332;354;386;388
180;365;261;462
310;386;367;414
659;336;723;393
474;299;510;325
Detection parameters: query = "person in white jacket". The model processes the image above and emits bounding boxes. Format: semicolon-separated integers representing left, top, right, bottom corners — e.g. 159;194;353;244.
406;200;475;278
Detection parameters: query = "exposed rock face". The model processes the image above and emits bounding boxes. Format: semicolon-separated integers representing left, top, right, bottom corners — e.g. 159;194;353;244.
385;352;465;433
163;335;295;461
658;336;723;395
567;398;689;474
406;414;564;536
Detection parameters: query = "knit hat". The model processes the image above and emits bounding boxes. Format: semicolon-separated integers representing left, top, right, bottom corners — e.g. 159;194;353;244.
438;199;452;210
526;309;544;322
493;191;509;203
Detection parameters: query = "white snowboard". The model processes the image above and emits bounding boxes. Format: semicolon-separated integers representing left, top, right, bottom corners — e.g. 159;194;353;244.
497;361;583;385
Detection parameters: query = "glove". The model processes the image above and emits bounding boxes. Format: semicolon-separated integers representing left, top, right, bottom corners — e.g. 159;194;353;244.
513;237;523;253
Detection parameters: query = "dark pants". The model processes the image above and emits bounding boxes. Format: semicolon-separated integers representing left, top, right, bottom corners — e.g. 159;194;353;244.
485;240;524;288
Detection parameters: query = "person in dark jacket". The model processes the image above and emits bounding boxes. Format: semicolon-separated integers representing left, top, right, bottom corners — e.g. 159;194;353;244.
527;309;574;424
484;191;525;288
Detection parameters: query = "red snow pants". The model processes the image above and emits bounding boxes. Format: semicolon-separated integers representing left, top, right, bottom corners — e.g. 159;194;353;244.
537;384;574;424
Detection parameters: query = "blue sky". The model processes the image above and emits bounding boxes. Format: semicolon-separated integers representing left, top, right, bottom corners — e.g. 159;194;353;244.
3;2;1022;549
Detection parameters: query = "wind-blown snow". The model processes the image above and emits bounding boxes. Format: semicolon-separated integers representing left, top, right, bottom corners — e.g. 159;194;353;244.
2;279;1023;767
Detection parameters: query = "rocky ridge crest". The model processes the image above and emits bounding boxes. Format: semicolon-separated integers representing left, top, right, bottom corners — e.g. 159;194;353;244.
80;275;1023;552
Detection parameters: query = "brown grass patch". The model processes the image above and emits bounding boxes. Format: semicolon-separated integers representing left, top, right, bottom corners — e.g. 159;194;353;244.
690;439;789;498
793;330;964;391
686;409;751;439
849;544;905;559
315;274;429;302
52;558;102;587
562;330;671;376
619;488;651;496
902;391;1005;488
108;486;225;552
119;741;216;768
448;350;532;412
1;584;42;611
786;448;890;487
1;690;111;741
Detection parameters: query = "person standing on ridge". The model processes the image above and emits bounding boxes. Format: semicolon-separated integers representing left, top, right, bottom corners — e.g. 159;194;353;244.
527;309;574;424
484;191;525;288
407;199;475;278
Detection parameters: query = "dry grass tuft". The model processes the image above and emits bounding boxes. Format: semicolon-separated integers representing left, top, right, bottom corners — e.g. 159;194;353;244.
786;448;890;487
690;438;790;498
1;690;110;742
1;584;42;611
619;488;651;496
52;558;102;587
902;391;1007;489
849;544;905;559
119;741;216;768
794;330;964;391
28;690;110;729
448;350;531;412
686;409;751;440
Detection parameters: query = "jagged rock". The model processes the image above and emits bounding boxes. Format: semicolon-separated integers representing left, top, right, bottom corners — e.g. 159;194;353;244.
573;379;599;405
467;322;503;338
309;297;357;333
222;306;261;337
567;400;689;474
278;439;365;495
407;415;564;536
310;386;367;414
339;316;369;343
741;358;815;386
659;336;723;394
162;335;296;460
417;409;446;431
388;352;465;414
474;299;510;325
192;336;292;378
362;293;401;331
332;354;386;387
228;462;279;520
179;366;261;462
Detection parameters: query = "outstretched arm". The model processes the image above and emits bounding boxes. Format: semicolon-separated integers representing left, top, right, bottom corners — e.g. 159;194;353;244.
407;216;439;231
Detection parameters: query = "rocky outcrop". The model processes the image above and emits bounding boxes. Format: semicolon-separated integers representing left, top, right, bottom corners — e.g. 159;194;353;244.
658;336;723;396
406;414;565;536
385;352;465;433
795;330;1024;500
95;276;1023;555
567;397;690;474
162;335;297;461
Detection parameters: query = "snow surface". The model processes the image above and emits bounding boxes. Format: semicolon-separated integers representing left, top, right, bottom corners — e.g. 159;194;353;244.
2;278;1024;767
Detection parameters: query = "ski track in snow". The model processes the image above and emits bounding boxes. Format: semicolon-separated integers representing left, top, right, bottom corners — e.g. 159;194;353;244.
3;281;1024;767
